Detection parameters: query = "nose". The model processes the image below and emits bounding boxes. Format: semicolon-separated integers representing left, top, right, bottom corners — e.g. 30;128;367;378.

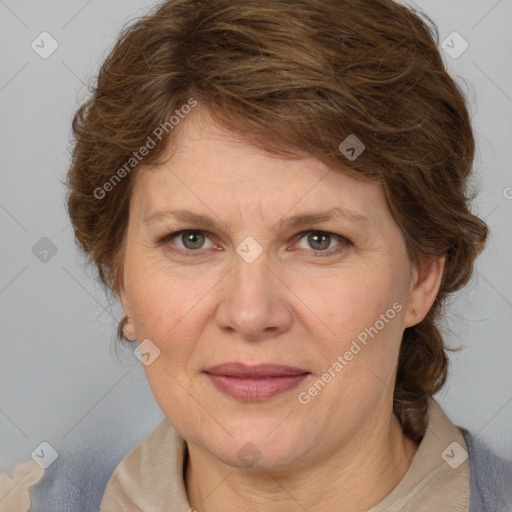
214;250;293;342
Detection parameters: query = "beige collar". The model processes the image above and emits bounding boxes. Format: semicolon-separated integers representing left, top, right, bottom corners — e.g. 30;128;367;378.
101;397;470;511
369;397;470;511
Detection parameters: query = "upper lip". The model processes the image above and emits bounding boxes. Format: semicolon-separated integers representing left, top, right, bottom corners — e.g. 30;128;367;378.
204;363;309;378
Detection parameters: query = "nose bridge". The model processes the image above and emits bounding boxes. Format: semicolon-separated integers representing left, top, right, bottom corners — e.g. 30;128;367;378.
215;247;291;340
231;249;271;300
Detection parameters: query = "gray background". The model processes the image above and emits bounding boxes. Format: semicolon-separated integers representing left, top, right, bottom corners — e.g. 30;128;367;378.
1;0;511;479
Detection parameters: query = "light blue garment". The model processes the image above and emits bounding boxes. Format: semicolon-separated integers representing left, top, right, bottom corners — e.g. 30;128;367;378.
30;428;512;511
29;442;122;511
461;429;512;512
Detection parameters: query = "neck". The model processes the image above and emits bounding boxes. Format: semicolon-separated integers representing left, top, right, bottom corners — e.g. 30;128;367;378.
185;409;419;512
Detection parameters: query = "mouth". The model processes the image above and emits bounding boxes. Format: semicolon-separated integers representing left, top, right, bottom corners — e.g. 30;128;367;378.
204;363;310;401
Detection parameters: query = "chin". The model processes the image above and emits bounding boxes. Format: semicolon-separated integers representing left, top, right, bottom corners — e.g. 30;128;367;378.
203;421;314;471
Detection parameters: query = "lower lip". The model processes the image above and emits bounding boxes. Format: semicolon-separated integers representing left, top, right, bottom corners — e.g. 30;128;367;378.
206;373;309;401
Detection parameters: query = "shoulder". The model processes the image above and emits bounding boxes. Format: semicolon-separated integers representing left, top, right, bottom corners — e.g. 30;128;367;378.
28;417;167;511
461;428;512;512
28;442;126;512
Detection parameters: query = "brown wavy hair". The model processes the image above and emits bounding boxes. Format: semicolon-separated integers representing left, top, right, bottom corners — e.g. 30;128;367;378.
65;0;488;442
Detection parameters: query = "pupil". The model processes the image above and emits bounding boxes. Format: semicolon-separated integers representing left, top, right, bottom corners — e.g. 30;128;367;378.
309;232;330;250
184;232;204;249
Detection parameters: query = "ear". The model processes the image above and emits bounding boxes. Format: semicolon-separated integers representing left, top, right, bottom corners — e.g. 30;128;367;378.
119;285;137;341
402;255;446;329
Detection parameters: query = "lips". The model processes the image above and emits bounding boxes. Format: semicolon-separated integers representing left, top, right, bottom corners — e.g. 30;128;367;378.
205;363;308;378
204;363;310;401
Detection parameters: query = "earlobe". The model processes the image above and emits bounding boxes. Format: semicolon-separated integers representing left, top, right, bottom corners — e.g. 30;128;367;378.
122;316;137;341
119;288;137;341
403;255;446;329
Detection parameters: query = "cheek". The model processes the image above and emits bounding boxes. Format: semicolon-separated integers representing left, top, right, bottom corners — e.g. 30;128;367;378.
126;265;215;356
126;268;214;421
308;267;405;342
303;265;408;395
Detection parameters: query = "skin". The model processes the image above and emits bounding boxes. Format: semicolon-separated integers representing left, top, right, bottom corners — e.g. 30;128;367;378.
120;107;445;512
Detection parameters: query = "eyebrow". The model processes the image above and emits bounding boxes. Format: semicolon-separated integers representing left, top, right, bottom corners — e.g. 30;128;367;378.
143;207;371;232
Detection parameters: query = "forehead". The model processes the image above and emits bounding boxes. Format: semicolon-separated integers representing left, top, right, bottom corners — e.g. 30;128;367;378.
131;109;387;226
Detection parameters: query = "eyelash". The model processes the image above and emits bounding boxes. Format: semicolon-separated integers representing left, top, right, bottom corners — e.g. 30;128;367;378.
157;230;351;258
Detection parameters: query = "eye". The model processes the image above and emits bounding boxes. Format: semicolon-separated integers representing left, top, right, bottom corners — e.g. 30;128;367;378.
158;229;350;257
293;231;349;255
159;230;215;254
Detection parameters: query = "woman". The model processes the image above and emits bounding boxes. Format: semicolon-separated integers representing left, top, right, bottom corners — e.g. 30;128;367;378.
65;0;511;510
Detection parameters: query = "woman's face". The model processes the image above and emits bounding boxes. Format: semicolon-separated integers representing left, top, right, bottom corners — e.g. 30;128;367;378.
120;108;443;470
